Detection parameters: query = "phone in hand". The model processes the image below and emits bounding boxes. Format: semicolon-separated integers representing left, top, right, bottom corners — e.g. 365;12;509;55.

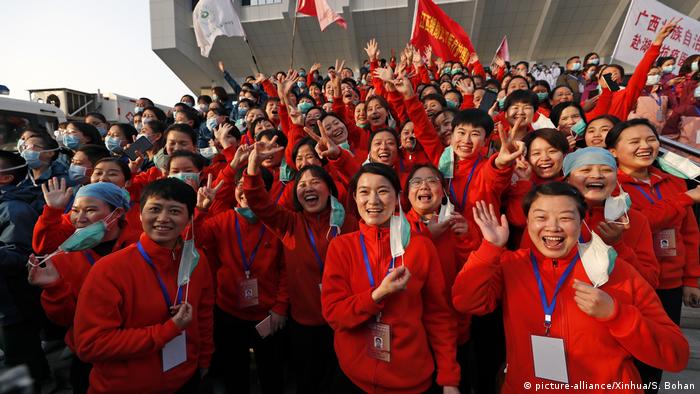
603;74;620;92
124;136;153;161
479;90;498;112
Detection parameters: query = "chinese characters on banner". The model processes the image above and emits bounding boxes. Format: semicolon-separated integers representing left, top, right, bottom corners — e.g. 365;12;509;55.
410;0;475;65
612;0;700;69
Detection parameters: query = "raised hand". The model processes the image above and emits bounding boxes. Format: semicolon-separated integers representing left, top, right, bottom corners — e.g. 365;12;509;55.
468;52;480;66
456;78;475;95
41;177;73;210
365;39;380;61
254;73;268;85
247;135;285;175
196;173;224;211
494;119;526;169
371;266;411;303
28;258;60;287
393;74;414;99
472;200;509;247
572;279;615;319
215;123;236;149
230;144;253;170
654;18;680;45
309;62;322;74
514;156;533;181
288;104;304;126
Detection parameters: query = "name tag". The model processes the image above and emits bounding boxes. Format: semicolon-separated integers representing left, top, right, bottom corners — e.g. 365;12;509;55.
162;331;187;372
368;322;391;362
531;335;568;383
653;228;677;257
239;277;259;307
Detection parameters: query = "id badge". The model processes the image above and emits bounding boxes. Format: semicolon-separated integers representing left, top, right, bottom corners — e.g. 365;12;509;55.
531;335;568;383
653;228;677;257
239;277;259;307
368;322;391;362
162;331;187;372
656;108;665;122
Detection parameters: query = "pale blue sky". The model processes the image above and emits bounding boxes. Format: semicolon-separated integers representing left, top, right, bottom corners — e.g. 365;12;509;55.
0;0;194;106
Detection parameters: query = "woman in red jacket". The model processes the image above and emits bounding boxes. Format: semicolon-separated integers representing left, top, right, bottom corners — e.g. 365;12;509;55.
322;163;460;394
73;178;214;394
453;183;688;393
28;182;138;393
194;166;287;394
244;138;358;394
606;118;700;392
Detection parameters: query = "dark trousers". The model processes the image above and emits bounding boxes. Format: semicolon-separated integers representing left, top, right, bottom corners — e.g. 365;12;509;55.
176;372;202;394
331;365;441;394
469;307;506;394
208;307;285;394
289;320;336;394
1;320;50;385
456;340;473;394
70;355;92;394
636;286;683;394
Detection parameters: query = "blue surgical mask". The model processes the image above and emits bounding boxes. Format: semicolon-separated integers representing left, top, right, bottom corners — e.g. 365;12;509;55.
183;101;194;107
63;134;81;150
298;102;313;114
446;100;458;109
438;146;454;179
199;146;218;159
177;234;200;287
16;139;25;152
212;94;219;101
328;196;345;238
68;164;88;181
153;149;168;171
299;71;307;77
235;118;246;131
169;172;200;187
587;58;599;65
105;136;123;153
237;107;248;118
279;158;294;183
134;106;144;114
662;65;674;74
96;126;108;137
571;62;582;71
206;118;218;132
536;92;549;102
450;68;461;75
389;200;410;258
20;149;43;169
296;81;306;89
497;97;505;110
135;123;143;132
571;119;587;136
59;209;122;252
235;207;257;223
199;103;209;113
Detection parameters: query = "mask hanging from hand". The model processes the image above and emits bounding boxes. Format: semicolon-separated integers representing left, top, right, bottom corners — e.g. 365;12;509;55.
604;183;631;224
390;199;411;258
438;146;454;179
578;223;617;288
177;223;200;288
328;196;345;239
438;190;455;224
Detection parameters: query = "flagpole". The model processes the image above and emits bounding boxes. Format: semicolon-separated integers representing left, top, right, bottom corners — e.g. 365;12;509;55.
244;37;261;74
290;0;299;70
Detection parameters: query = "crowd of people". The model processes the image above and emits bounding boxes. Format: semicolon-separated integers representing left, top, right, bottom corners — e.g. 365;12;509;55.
2;17;700;394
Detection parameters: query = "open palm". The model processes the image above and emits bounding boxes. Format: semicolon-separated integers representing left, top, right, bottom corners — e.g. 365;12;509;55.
472;201;509;247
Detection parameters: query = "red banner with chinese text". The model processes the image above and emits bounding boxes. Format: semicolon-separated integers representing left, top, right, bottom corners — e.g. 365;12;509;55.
410;0;476;65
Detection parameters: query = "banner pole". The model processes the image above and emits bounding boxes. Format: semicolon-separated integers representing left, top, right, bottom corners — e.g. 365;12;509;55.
290;0;299;70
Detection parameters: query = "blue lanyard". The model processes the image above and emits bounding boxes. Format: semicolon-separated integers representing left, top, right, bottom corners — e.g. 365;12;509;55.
83;251;96;266
136;241;182;311
359;233;395;288
530;252;579;335
306;222;336;274
449;155;480;211
632;184;661;205
235;215;266;274
650;92;663;107
275;183;286;203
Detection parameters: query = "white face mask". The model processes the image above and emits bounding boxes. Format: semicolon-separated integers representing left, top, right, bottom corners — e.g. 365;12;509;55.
438;191;454;224
657;151;700;180
578;225;617;288
646;74;661;86
389;199;411;258
604;183;631;224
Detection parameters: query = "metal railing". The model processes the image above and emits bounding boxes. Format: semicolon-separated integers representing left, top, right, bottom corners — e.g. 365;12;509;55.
659;136;700;165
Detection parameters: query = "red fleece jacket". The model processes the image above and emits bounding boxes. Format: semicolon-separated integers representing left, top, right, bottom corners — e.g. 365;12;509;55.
322;222;460;393
73;233;214;394
453;241;689;393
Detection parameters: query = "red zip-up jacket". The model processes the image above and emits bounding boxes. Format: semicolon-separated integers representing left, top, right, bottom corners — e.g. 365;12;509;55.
33;204;143;255
618;168;700;289
322;222;460;393
453;241;689;393
73;233;214;394
40;225;141;351
244;172;358;326
194;209;288;321
406;209;471;344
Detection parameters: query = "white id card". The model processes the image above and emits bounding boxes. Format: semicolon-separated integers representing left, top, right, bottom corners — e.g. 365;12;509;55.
256;315;272;338
531;335;568;383
162;331;187;372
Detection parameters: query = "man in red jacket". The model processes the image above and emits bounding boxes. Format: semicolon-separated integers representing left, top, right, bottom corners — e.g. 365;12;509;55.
73;178;214;394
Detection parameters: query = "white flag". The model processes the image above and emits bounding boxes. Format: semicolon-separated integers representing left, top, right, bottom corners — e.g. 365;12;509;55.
193;0;245;57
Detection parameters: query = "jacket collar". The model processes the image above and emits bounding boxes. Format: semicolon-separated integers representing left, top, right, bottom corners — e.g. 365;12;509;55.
137;232;182;272
530;240;580;270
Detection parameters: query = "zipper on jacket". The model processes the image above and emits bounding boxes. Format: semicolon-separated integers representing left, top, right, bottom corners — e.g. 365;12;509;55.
552;259;558;268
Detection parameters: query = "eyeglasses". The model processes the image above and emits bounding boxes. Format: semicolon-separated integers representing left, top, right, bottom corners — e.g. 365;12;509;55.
408;176;441;188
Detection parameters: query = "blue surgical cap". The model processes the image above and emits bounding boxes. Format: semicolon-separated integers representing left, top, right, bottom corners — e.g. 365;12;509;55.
562;147;617;176
75;182;131;211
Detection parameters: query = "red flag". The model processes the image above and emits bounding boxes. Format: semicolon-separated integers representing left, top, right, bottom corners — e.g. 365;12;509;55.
410;0;475;65
297;0;347;31
494;35;510;62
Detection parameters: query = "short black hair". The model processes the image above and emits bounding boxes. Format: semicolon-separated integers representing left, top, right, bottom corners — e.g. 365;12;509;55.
180;94;195;103
522;181;587;220
533;80;552;92
164;123;197;146
177;105;201;129
349;163;401;197
234;165;273;191
255;129;288;147
523;128;570;158
368;128;399;151
25;132;59;163
68;122;102;145
550;101;585;127
605;118;658;149
515;61;530;69
655;56;675;68
504;89;538;111
292;165;338;212
110;123;138;143
139;97;155;107
143;106;167;122
0;150;28;185
76;144;111;165
166;150;206;172
85;112;107;123
292;137;323;167
421;93;447;108
566;56;581;64
140;178;196;218
95;157;132;181
402;163;446;209
452;109;495;136
507;75;531;91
